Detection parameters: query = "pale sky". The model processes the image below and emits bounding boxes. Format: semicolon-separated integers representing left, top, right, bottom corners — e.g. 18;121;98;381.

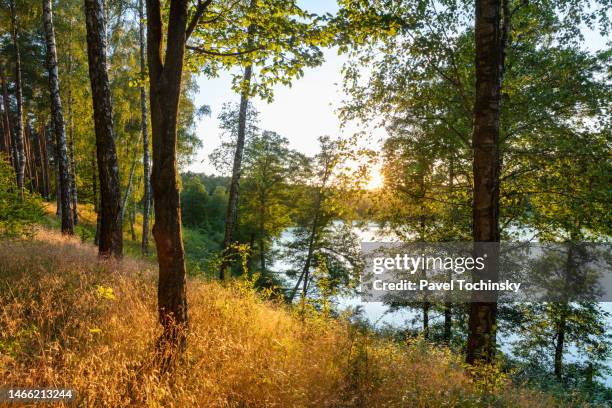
190;46;351;173
189;0;356;175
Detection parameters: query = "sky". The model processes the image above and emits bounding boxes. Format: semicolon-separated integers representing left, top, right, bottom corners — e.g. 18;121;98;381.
188;0;356;175
188;1;609;177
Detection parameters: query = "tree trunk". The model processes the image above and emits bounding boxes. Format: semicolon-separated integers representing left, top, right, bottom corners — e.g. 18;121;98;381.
554;242;575;381
554;307;567;381
52;134;61;216
288;269;305;303
248;232;255;271
9;0;25;197
129;204;137;241
0;69;11;160
0;90;9;156
444;155;456;345
43;0;73;234
55;152;61;216
301;196;322;299
219;2;256;279
23;123;34;191
84;0;123;258
1;67;15;169
422;301;430;339
443;302;452;344
300;160;333;301
139;0;151;256
258;190;266;275
120;140;140;224
146;0;192;359
219;65;253;280
0;92;7;156
466;0;504;365
92;150;100;246
418;168;430;339
39;123;50;199
67;90;78;225
28;123;43;194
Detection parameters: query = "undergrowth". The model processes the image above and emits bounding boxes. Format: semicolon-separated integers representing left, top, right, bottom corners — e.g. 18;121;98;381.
0;229;580;407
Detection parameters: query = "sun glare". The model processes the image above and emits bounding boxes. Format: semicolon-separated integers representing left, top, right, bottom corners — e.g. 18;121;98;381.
366;168;385;190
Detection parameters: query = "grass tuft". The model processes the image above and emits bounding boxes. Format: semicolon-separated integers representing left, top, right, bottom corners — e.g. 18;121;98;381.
0;229;573;407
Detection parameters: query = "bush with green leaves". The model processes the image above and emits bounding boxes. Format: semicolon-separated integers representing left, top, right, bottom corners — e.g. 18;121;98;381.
0;155;44;237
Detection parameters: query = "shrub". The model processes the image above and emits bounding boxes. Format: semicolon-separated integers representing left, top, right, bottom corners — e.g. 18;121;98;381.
0;155;44;237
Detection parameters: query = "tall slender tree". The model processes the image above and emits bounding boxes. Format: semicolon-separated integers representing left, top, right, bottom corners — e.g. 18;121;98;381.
43;0;73;235
84;0;123;257
8;0;25;197
145;0;208;357
189;0;326;279
66;28;78;226
0;66;16;170
67;90;78;225
138;0;151;255
219;64;253;279
0;67;11;160
120;132;141;223
36;123;49;199
0;89;8;155
218;0;255;280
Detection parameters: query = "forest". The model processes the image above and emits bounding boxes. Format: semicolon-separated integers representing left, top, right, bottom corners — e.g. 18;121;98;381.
0;0;610;406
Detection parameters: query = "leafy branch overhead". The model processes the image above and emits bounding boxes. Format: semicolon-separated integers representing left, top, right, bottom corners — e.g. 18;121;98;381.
187;0;331;101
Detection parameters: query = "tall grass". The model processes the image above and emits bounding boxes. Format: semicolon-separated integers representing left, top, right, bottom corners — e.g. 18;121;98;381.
0;229;575;407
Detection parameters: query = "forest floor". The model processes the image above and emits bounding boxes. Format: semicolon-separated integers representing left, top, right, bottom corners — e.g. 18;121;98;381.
0;219;582;407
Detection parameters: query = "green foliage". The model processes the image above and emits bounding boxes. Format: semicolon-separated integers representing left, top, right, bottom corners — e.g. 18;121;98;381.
511;301;611;391
284;136;367;300
180;174;229;274
236;130;304;284
336;0;612;400
181;176;211;229
208;102;260;174
188;0;329;102
0;156;44;237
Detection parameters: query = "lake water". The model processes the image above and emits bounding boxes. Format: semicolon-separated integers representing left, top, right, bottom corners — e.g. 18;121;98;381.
273;224;612;386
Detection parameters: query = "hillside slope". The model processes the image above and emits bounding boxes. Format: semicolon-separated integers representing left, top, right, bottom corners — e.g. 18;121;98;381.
0;229;569;407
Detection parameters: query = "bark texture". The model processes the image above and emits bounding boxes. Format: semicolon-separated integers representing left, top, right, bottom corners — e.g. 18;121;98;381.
68;91;78;225
27;123;42;193
9;0;25;196
139;0;151;255
38;124;50;198
554;242;575;381
220;64;253;280
84;0;123;257
1;67;15;169
120;136;141;223
0;87;9;155
146;0;200;358
466;0;504;365
43;0;73;234
219;1;256;279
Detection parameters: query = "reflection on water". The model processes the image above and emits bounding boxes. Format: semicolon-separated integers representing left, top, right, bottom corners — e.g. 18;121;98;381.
272;224;612;385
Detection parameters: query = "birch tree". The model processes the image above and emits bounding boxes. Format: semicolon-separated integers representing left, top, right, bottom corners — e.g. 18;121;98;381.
43;0;73;234
84;0;123;257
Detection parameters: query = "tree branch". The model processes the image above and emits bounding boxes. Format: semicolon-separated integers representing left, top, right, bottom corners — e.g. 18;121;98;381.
186;0;213;41
186;45;264;57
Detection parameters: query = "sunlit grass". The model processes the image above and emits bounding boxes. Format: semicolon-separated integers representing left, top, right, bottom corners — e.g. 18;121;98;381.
41;202;155;260
0;228;577;407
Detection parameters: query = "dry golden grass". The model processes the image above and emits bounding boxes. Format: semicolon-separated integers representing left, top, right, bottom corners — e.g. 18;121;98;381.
0;229;574;407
